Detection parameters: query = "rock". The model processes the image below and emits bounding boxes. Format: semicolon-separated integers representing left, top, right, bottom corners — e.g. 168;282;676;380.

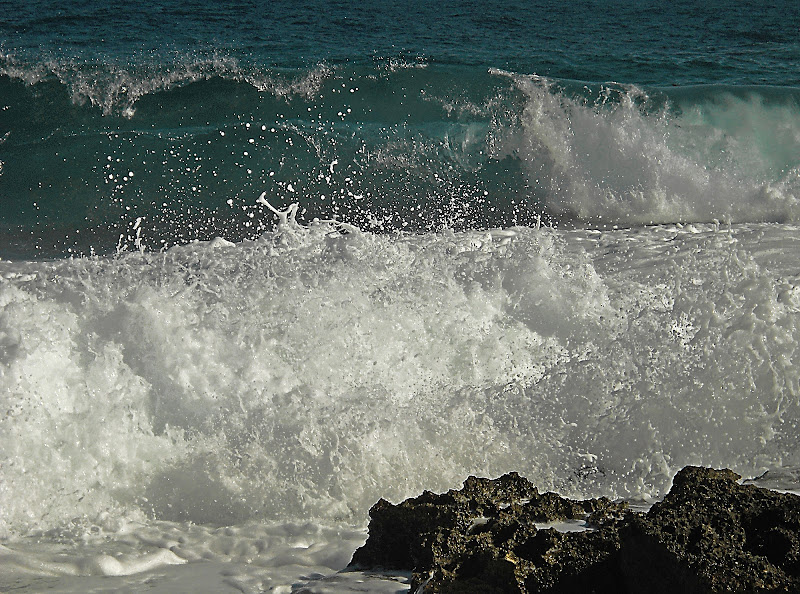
348;466;800;593
349;472;629;592
621;465;800;593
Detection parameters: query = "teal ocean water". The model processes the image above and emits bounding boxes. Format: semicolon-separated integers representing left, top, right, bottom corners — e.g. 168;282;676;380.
3;2;800;591
2;0;800;257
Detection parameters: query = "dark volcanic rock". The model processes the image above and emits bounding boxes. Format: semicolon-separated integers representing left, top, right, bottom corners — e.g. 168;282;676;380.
348;466;800;593
349;472;629;592
622;466;800;593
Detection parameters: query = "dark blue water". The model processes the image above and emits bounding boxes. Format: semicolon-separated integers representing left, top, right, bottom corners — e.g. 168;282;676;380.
2;0;800;258
4;0;798;82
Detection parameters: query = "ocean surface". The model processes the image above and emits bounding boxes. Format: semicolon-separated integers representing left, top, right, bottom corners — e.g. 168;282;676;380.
3;0;800;591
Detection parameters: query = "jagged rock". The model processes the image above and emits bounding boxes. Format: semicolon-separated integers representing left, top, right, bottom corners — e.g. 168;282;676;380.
348;466;800;593
349;472;628;592
621;465;800;593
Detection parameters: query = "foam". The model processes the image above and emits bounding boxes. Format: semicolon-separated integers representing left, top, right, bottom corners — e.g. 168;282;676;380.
4;220;800;542
490;71;800;226
0;521;374;592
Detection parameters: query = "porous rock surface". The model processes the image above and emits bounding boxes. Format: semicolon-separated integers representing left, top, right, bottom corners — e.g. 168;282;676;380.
348;466;800;593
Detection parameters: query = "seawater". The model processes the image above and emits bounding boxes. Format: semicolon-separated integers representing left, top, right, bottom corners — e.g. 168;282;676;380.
3;1;800;591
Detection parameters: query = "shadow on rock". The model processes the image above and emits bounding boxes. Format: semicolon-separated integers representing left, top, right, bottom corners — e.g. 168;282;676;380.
348;466;800;593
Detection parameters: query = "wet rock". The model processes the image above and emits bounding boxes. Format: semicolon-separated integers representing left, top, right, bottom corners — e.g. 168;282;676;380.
621;465;800;593
348;466;800;593
349;472;628;592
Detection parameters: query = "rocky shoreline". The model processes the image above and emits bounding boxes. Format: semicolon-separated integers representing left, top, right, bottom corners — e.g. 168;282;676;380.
348;466;800;593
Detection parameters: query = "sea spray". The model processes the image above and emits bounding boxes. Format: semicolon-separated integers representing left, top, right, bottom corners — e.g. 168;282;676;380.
495;71;800;225
4;216;800;540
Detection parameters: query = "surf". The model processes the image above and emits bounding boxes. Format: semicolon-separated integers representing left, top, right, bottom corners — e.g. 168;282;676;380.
4;58;800;260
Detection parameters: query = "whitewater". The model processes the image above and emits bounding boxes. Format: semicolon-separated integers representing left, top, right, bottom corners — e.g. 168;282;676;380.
3;0;800;591
4;212;800;590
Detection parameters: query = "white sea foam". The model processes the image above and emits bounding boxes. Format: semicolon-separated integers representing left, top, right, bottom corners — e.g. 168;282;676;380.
0;521;389;593
3;220;800;590
489;71;800;225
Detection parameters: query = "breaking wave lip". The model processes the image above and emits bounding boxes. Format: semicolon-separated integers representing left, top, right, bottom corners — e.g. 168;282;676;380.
0;50;334;117
487;69;800;227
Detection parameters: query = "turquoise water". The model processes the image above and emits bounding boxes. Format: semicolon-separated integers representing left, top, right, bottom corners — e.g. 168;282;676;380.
2;0;800;257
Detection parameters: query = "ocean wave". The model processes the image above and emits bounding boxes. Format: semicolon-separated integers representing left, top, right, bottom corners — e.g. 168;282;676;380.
2;55;800;257
0;50;334;117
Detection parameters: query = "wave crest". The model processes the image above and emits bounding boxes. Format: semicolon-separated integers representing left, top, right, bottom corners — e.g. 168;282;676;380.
3;58;800;258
